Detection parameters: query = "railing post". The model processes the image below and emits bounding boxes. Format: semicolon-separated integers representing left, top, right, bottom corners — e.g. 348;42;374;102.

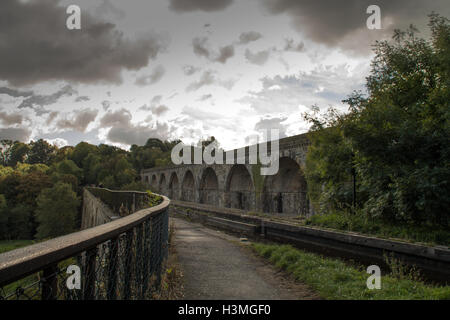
142;219;151;298
135;224;143;299
42;264;58;300
123;230;133;300
107;237;119;300
83;247;97;300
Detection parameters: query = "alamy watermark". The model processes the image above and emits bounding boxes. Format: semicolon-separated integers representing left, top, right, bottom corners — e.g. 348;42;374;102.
171;129;280;176
366;265;381;289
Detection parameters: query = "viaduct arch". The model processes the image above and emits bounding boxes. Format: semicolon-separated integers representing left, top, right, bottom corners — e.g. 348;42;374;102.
141;133;313;216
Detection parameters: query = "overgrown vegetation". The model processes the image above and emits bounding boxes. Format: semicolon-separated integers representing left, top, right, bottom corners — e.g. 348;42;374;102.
252;243;450;300
304;14;450;230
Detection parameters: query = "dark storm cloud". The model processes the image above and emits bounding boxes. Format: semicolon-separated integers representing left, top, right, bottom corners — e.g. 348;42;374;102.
238;31;263;44
0;0;167;86
56;109;98;132
18;85;77;110
0;127;31;142
192;37;235;64
169;0;233;12
135;65;166;86
261;0;450;54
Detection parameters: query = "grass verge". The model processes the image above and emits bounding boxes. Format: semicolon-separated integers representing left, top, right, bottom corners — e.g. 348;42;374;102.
305;211;450;246
251;242;450;300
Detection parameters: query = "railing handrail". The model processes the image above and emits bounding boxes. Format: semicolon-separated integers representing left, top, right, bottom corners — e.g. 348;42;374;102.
0;195;170;287
87;186;149;195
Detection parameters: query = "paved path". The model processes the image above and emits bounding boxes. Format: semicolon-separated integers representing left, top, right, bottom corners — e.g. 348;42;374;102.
171;217;318;300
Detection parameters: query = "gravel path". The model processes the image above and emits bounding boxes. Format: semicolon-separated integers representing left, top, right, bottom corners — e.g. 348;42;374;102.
171;217;319;300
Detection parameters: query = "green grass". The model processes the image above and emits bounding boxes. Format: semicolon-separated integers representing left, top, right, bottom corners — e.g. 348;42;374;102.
252;243;450;300
305;211;450;246
0;240;35;254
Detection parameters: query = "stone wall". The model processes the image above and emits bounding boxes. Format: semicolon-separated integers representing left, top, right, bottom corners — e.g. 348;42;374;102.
81;188;119;229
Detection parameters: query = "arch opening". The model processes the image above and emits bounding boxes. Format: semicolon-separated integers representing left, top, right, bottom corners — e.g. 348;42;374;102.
199;167;219;206
168;172;179;200
159;174;166;195
181;170;195;202
262;157;308;215
225;164;254;210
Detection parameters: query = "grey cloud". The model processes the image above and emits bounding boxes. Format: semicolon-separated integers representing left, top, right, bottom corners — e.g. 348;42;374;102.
107;122;170;146
239;64;369;114
192;37;234;63
99;108;132;127
186;71;215;91
151;95;163;104
261;0;450;54
198;94;212;101
183;65;201;76
135;65;166;86
18;85;77;110
238;31;263;44
169;0;233;12
0;87;33;98
0;127;31;142
254;116;288;138
56;109;98;132
0;0;167;85
95;0;126;20
187;70;236;92
75;96;90;102
193;37;211;58
46;111;59;126
102;100;111;111
0;111;24;125
284;38;305;52
215;45;235;63
245;49;270;65
150;105;169;116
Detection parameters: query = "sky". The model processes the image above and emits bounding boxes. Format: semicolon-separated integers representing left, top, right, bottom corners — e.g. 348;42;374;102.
0;0;449;150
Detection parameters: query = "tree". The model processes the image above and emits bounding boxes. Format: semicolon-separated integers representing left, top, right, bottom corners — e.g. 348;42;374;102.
8;142;29;166
27;139;56;165
35;182;80;239
304;15;450;227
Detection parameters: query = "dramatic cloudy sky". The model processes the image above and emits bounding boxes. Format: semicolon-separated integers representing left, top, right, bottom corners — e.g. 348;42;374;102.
0;0;449;150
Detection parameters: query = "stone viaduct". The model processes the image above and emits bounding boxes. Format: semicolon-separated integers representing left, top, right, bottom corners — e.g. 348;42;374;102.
141;133;313;216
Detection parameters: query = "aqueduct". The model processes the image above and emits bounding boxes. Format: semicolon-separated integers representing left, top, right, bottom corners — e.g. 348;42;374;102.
141;133;313;216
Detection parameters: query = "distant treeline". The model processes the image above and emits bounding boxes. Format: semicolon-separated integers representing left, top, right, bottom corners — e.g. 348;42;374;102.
0;137;180;240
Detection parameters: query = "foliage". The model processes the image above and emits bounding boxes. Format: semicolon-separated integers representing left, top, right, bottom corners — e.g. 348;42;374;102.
304;15;450;228
147;190;163;207
34;182;80;239
252;243;450;300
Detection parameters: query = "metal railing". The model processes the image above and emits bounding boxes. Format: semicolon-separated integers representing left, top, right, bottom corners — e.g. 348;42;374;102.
0;189;170;300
